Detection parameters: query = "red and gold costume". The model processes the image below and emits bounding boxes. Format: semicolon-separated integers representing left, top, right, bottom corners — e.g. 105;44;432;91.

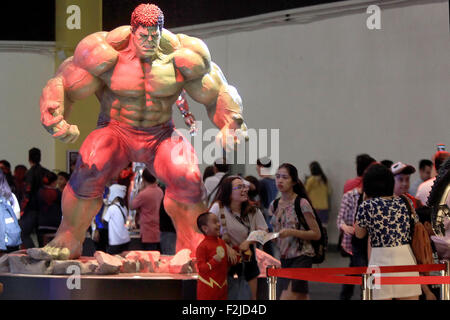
196;235;228;300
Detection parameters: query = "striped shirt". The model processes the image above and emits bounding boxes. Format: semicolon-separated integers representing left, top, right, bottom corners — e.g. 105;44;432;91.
336;188;361;255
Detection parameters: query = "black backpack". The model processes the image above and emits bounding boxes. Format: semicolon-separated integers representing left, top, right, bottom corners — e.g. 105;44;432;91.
273;196;328;264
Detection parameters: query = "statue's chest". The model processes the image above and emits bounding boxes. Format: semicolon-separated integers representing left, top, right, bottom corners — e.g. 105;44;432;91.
105;54;181;97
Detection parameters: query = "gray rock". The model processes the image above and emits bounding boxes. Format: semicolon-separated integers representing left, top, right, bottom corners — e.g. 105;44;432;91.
51;260;83;275
0;254;9;273
81;260;99;275
121;259;139;273
27;248;53;261
50;260;98;275
94;251;122;275
8;254;53;275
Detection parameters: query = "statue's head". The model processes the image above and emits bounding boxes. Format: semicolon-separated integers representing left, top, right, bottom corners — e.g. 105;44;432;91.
130;4;164;59
131;3;164;32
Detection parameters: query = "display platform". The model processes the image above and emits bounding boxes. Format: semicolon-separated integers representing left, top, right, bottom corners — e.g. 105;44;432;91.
0;272;270;300
0;272;197;300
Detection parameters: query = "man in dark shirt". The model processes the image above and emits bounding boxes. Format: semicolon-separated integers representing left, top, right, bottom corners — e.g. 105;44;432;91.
158;181;177;255
20;148;50;248
256;158;278;256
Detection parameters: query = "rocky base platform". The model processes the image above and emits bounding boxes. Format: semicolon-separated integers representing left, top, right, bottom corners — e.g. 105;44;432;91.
0;248;280;300
0;248;195;276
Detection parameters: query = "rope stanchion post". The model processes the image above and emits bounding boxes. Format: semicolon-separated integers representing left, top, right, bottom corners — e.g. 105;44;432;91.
361;273;373;300
440;260;450;300
266;265;278;301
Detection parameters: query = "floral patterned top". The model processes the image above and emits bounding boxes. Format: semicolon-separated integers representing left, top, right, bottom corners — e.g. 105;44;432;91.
269;197;315;259
355;196;418;248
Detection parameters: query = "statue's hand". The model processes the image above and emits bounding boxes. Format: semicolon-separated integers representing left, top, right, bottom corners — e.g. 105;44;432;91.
41;101;79;143
52;121;80;144
41;101;64;130
216;114;249;152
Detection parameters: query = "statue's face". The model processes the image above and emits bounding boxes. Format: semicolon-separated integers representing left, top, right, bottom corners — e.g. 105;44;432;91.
132;25;161;59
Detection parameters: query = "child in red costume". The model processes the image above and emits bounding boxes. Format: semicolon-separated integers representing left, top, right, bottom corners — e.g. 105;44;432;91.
196;212;229;300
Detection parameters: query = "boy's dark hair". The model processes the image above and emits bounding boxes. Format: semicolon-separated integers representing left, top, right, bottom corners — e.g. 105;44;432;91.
363;163;394;198
419;159;433;170
356;154;376;177
142;168;156;184
0;160;11;170
57;171;70;181
43;171;57;186
197;212;212;235
29;147;41;164
15;164;27;172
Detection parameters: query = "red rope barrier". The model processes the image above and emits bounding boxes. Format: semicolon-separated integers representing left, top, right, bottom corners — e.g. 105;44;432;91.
266;264;449;285
378;276;450;285
267;264;445;278
284;274;362;285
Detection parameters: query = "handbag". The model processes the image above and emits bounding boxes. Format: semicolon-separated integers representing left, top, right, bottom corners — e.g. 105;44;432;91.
227;262;252;300
400;195;434;265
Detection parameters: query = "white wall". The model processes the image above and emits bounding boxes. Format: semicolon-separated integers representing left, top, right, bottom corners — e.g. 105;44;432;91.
0;2;448;245
173;0;450;244
0;44;55;171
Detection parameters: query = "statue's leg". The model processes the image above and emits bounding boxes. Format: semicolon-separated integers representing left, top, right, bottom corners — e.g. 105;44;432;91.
44;186;103;260
43;126;129;260
151;131;207;255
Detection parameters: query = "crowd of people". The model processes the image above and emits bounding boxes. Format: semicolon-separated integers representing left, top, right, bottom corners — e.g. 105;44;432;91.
198;150;449;301
1;146;449;302
0;148;69;253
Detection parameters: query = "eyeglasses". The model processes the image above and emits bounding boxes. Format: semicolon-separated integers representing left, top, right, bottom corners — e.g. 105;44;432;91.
232;184;249;191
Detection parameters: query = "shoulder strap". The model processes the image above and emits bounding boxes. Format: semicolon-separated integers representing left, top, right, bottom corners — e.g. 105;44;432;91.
399;194;414;216
207;173;230;202
218;205;232;246
113;203;127;223
294;196;309;231
273;197;280;212
399;194;416;238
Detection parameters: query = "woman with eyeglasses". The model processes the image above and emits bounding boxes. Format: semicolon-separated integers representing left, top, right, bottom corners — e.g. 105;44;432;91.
269;163;321;300
209;175;268;300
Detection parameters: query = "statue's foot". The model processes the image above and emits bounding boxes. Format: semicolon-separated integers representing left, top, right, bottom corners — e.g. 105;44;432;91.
41;231;83;260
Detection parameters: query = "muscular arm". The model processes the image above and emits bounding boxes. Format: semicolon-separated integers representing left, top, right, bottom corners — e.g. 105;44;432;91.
40;59;102;142
40;32;116;143
172;33;247;149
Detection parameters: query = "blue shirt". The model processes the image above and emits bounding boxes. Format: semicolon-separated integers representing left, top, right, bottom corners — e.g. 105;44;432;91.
259;177;278;209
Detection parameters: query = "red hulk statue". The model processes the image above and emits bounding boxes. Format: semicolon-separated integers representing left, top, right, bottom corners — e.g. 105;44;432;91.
39;4;247;259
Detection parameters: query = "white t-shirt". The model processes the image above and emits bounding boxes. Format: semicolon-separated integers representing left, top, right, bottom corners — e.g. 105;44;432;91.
415;177;436;205
103;203;130;246
209;202;268;246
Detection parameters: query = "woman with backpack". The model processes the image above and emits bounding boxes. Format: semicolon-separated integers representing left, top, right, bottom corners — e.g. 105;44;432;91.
0;170;21;253
269;163;321;300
